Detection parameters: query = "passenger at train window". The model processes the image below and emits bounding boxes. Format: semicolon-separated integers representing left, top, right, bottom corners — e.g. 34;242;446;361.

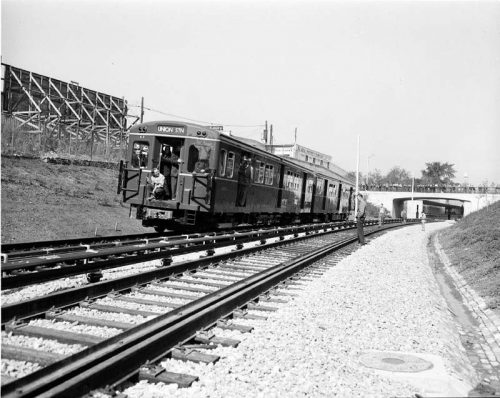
146;168;166;200
131;142;147;168
195;159;209;173
131;148;142;168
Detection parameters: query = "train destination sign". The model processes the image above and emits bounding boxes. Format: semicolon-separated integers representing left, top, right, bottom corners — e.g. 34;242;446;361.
157;125;186;134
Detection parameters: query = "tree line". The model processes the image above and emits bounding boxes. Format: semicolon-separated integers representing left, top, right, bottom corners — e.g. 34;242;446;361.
348;161;460;187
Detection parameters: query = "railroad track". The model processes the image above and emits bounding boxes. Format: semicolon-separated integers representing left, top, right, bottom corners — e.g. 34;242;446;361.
1;222;362;290
0;221;343;260
1;220;414;397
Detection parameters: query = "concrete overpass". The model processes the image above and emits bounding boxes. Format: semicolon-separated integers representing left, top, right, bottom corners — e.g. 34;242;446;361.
362;191;500;218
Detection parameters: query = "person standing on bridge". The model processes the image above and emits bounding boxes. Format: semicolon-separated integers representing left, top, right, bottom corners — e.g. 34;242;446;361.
356;193;367;245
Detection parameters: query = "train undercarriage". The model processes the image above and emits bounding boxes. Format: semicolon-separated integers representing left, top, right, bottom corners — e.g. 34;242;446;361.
136;204;348;233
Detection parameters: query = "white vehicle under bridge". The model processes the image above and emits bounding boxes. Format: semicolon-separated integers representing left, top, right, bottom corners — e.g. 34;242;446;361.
118;121;354;232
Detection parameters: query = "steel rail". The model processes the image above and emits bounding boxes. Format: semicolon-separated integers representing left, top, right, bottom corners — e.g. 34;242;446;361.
1;230;363;398
1;222;360;289
0;232;165;254
1;222;366;323
1;231;238;262
0;220;355;255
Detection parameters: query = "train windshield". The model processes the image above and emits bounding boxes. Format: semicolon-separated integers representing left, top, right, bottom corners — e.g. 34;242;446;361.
130;141;149;168
187;143;213;173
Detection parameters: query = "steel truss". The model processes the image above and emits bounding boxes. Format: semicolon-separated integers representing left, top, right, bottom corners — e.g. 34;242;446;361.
1;64;139;152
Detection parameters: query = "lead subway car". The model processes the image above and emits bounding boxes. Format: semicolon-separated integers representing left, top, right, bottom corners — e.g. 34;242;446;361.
118;121;355;232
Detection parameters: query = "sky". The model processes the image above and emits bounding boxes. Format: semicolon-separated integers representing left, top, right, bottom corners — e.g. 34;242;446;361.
2;0;500;185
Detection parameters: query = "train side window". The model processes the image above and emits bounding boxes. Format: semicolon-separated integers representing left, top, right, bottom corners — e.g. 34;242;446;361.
219;149;227;177
307;179;314;193
328;184;336;196
294;173;300;190
226;152;235;178
256;162;265;184
316;180;323;195
265;164;274;185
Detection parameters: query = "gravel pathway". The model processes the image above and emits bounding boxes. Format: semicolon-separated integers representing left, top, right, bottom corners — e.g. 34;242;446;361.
124;222;479;398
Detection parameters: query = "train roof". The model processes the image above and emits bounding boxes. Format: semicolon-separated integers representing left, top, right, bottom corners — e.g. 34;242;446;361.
285;157;355;185
130;121;354;185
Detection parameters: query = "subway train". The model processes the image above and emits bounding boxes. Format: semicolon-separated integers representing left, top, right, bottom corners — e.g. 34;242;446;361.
118;121;355;232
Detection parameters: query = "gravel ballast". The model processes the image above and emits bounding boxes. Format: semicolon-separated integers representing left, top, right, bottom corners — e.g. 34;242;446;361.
124;222;479;398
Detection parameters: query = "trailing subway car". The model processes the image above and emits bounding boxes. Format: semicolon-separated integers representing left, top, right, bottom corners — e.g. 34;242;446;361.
118;121;355;232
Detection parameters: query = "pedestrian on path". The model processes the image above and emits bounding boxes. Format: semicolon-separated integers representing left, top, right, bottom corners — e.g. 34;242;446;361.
420;211;426;231
401;208;407;223
356;193;366;244
378;203;385;226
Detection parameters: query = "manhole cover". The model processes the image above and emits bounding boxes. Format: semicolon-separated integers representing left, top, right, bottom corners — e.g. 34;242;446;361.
359;352;433;373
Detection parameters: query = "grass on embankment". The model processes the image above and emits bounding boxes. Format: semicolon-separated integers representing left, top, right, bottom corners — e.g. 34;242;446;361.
438;201;500;311
1;156;146;243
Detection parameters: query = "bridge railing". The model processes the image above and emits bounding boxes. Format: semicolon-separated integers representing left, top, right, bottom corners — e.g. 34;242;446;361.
360;184;500;194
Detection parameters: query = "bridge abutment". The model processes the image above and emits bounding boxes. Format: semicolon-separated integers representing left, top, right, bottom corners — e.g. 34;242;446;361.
362;191;500;218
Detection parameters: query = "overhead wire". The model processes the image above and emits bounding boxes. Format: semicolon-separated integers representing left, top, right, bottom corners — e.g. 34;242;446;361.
127;104;265;128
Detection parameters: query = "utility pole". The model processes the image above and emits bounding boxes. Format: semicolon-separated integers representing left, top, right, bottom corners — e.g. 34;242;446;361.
354;135;360;218
262;121;268;144
140;97;144;123
270;124;273;145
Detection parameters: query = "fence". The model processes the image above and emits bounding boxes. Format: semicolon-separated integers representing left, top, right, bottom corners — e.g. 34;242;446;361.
1;114;127;162
360;183;500;195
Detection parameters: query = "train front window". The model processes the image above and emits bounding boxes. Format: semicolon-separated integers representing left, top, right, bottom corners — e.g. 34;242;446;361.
188;143;212;173
131;141;149;168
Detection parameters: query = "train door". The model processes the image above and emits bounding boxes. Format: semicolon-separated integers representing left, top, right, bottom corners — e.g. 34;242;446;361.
155;138;185;201
300;172;307;209
310;177;317;213
322;179;328;210
276;165;285;208
120;137;153;202
336;183;343;211
179;140;216;211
